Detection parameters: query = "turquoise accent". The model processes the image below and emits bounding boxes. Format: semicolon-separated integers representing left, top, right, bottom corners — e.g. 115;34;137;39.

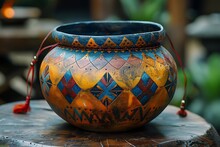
52;21;164;49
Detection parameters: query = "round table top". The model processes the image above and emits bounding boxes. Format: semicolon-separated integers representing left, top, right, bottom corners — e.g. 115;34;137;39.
0;100;219;146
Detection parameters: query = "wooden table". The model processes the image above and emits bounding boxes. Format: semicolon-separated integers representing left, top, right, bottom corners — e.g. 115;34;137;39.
0;100;219;146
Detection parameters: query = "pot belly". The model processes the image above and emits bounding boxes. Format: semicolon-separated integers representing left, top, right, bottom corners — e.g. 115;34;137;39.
39;46;177;132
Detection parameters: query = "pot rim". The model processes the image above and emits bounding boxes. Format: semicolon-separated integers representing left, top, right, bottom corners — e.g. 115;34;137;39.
52;21;165;49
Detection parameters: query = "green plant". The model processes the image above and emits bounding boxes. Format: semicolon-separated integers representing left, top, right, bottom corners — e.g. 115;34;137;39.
120;0;167;22
188;53;220;130
190;54;220;101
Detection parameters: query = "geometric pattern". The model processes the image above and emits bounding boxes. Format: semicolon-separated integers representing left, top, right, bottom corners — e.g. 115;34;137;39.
49;47;177;106
86;38;99;49
165;67;177;98
119;37;134;48
132;51;143;60
91;72;123;107
90;55;108;70
135;36;147;47
145;50;156;60
72;37;84;48
40;65;52;97
50;48;167;71
41;22;181;130
57;70;81;104
49;47;176;107
109;55;126;69
102;37;117;48
57;34;162;49
53;22;164;50
117;51;130;61
102;52;115;62
131;72;158;105
165;78;176;98
64;105;154;123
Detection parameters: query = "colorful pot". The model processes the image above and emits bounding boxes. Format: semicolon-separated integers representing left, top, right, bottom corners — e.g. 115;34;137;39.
39;21;177;132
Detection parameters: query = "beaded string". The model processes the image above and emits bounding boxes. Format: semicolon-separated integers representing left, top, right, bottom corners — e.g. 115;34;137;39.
13;31;58;113
166;33;187;117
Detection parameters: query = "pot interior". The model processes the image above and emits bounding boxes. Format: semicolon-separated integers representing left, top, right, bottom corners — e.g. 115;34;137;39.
56;21;162;36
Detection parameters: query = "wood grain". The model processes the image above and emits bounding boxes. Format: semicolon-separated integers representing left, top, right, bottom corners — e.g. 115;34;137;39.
0;100;219;146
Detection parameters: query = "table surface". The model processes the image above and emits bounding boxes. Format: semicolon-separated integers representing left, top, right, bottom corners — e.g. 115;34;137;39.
0;100;220;147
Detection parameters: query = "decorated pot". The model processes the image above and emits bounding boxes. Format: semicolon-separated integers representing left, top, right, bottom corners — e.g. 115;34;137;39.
39;21;177;132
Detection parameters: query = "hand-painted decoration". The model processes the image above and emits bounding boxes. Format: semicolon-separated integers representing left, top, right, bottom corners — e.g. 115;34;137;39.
91;72;123;106
57;70;81;104
131;72;158;105
39;21;177;132
40;65;52;97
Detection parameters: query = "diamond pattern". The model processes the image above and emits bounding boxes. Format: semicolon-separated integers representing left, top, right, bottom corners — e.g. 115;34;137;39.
54;52;65;64
132;51;143;60
91;55;108;69
58;70;81;104
165;67;177;98
40;65;52;96
75;51;87;61
103;51;115;62
109;55;126;69
127;55;142;66
101;97;114;107
155;49;164;59
91;72;123;106
117;51;130;61
88;51;102;62
145;50;156;60
63;54;76;68
76;54;91;68
131;72;158;105
165;78;176;98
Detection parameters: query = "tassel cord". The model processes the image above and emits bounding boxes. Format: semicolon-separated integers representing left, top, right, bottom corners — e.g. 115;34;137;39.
13;31;58;114
166;33;188;117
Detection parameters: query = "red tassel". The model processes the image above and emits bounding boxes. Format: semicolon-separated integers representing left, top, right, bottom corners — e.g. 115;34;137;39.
13;96;31;114
12;55;36;114
177;100;187;117
12;30;58;114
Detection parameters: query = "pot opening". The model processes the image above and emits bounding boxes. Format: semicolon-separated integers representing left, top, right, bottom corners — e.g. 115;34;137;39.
56;21;162;36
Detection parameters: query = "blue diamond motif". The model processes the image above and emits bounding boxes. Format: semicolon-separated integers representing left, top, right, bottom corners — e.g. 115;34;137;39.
58;70;81;104
40;65;52;96
131;72;158;105
91;73;123;106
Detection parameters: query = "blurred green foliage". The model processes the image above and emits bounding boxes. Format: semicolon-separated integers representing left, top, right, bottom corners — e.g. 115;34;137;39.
173;53;220;103
188;54;220;100
172;53;220;130
120;0;167;23
199;54;220;100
